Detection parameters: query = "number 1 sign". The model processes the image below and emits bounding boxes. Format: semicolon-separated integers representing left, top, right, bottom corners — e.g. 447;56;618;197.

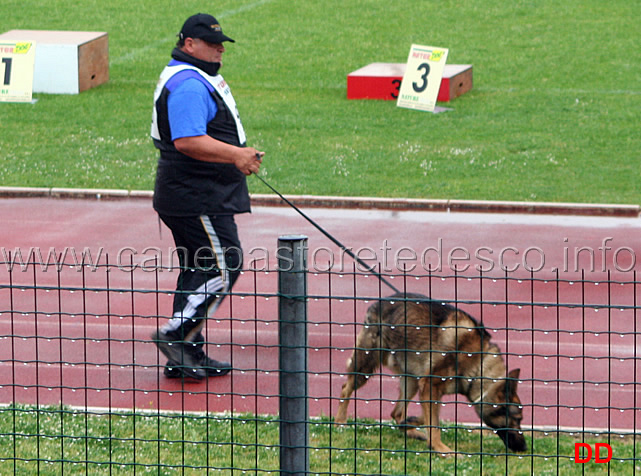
0;41;36;103
397;44;449;112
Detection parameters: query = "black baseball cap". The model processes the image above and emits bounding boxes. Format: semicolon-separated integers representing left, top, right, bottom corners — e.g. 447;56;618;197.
179;13;235;43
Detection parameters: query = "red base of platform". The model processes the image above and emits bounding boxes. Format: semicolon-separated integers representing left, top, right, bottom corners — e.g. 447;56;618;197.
347;63;473;102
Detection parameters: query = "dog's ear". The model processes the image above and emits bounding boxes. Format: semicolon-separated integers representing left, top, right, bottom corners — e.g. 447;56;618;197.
507;369;521;394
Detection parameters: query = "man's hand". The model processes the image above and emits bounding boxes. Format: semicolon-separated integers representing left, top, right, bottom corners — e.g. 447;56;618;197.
235;148;263;175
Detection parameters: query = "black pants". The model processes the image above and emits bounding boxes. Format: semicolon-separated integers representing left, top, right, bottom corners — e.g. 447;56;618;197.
158;214;242;342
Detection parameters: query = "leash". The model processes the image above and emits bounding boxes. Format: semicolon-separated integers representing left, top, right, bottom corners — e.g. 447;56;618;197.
253;172;401;294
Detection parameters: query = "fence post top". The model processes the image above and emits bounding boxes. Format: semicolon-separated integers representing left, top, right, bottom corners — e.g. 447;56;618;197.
278;235;308;242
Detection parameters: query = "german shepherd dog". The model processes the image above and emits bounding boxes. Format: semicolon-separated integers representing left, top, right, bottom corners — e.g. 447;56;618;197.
335;293;527;455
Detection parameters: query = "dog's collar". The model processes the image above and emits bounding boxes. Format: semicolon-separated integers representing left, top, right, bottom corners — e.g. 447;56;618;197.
472;388;490;404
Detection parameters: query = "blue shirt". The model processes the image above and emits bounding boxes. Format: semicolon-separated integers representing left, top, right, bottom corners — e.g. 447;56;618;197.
165;68;219;141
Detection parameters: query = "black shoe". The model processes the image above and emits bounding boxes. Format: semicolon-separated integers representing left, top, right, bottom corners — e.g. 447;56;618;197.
164;355;231;378
164;336;231;379
152;330;206;380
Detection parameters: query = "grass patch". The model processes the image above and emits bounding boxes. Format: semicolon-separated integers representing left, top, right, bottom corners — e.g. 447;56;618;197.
1;405;639;475
0;0;639;204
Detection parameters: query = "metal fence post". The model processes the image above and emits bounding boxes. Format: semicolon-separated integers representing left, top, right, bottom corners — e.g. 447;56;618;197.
277;235;309;475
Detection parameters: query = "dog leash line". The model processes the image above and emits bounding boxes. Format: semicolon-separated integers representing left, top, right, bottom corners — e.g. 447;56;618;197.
254;173;401;294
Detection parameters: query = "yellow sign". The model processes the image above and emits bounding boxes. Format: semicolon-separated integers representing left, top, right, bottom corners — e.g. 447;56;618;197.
0;41;36;103
397;44;449;112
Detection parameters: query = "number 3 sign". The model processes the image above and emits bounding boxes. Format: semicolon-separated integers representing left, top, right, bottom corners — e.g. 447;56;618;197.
0;41;36;103
397;44;449;112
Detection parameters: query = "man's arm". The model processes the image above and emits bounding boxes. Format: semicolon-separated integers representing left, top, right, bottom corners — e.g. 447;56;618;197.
175;135;263;175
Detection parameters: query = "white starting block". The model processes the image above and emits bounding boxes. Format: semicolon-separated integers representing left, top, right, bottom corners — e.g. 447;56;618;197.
347;63;472;102
0;29;108;94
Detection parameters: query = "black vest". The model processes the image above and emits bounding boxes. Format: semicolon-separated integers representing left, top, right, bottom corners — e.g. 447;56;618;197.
152;64;250;217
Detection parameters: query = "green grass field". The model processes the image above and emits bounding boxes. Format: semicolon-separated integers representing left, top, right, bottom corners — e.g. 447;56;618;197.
1;0;639;204
2;406;639;475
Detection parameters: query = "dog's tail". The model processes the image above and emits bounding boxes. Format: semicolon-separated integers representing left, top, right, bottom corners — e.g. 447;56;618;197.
368;293;443;327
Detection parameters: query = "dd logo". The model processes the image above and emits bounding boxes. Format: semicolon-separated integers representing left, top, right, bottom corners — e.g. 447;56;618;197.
574;443;613;463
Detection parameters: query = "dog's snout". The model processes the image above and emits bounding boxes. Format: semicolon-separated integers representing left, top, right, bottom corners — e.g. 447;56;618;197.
497;429;528;453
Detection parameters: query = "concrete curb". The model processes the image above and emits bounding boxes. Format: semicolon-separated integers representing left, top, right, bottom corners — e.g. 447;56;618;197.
0;186;150;200
0;186;638;217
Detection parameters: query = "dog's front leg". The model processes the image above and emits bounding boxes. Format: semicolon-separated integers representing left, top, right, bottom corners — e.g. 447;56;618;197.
392;376;428;441
391;375;418;423
418;377;455;456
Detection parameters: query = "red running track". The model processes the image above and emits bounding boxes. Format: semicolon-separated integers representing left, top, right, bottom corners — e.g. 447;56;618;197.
1;197;640;433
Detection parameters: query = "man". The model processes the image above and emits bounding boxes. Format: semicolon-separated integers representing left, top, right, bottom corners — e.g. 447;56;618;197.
150;13;263;380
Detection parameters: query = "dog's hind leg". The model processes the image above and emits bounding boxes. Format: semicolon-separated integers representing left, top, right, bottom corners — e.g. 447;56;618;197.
335;344;382;424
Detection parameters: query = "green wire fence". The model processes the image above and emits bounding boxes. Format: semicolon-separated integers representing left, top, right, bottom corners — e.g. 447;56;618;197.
0;240;640;475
